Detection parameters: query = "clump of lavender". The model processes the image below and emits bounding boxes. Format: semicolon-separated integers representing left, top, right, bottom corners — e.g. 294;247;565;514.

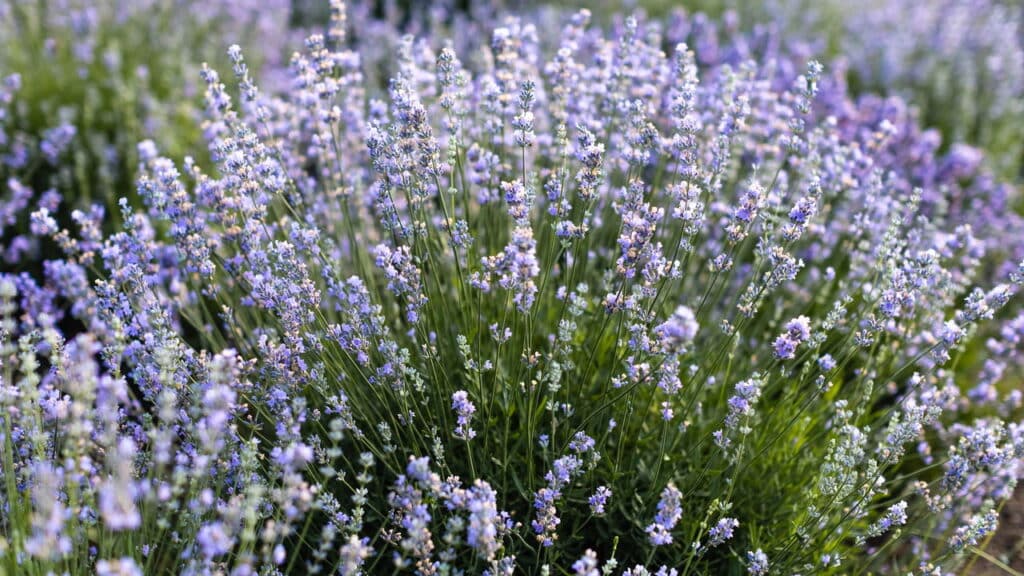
2;2;1024;575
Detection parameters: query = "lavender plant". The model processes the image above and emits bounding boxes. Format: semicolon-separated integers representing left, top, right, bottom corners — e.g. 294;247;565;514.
2;2;1024;575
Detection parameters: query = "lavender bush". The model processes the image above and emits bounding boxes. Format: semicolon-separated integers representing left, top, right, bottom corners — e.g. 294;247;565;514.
2;2;1024;574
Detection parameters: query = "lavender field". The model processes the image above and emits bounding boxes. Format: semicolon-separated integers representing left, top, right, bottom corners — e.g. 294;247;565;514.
1;1;1023;574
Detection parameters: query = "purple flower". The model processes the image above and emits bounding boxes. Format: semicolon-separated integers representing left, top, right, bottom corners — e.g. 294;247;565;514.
99;438;141;531
949;509;999;552
512;80;537;148
533;433;597;546
374;243;428;323
655;305;699;354
717;375;766;449
29;208;58;236
747;549;769;575
480;226;539;313
646;484;683;546
706;517;739;547
865;501;908;539
465;480;503;561
773;316;811;360
197;522;234;559
40;123;76;164
452;390;477;440
573;549;599;576
588;486;612;515
339;535;372;576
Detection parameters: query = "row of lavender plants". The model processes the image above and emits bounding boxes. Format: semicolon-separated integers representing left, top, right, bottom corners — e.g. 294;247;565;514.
591;0;1024;179
2;0;1024;574
0;0;296;267
759;0;1024;179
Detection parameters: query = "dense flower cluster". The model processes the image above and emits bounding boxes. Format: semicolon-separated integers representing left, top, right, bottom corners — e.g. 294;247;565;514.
1;1;1023;574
